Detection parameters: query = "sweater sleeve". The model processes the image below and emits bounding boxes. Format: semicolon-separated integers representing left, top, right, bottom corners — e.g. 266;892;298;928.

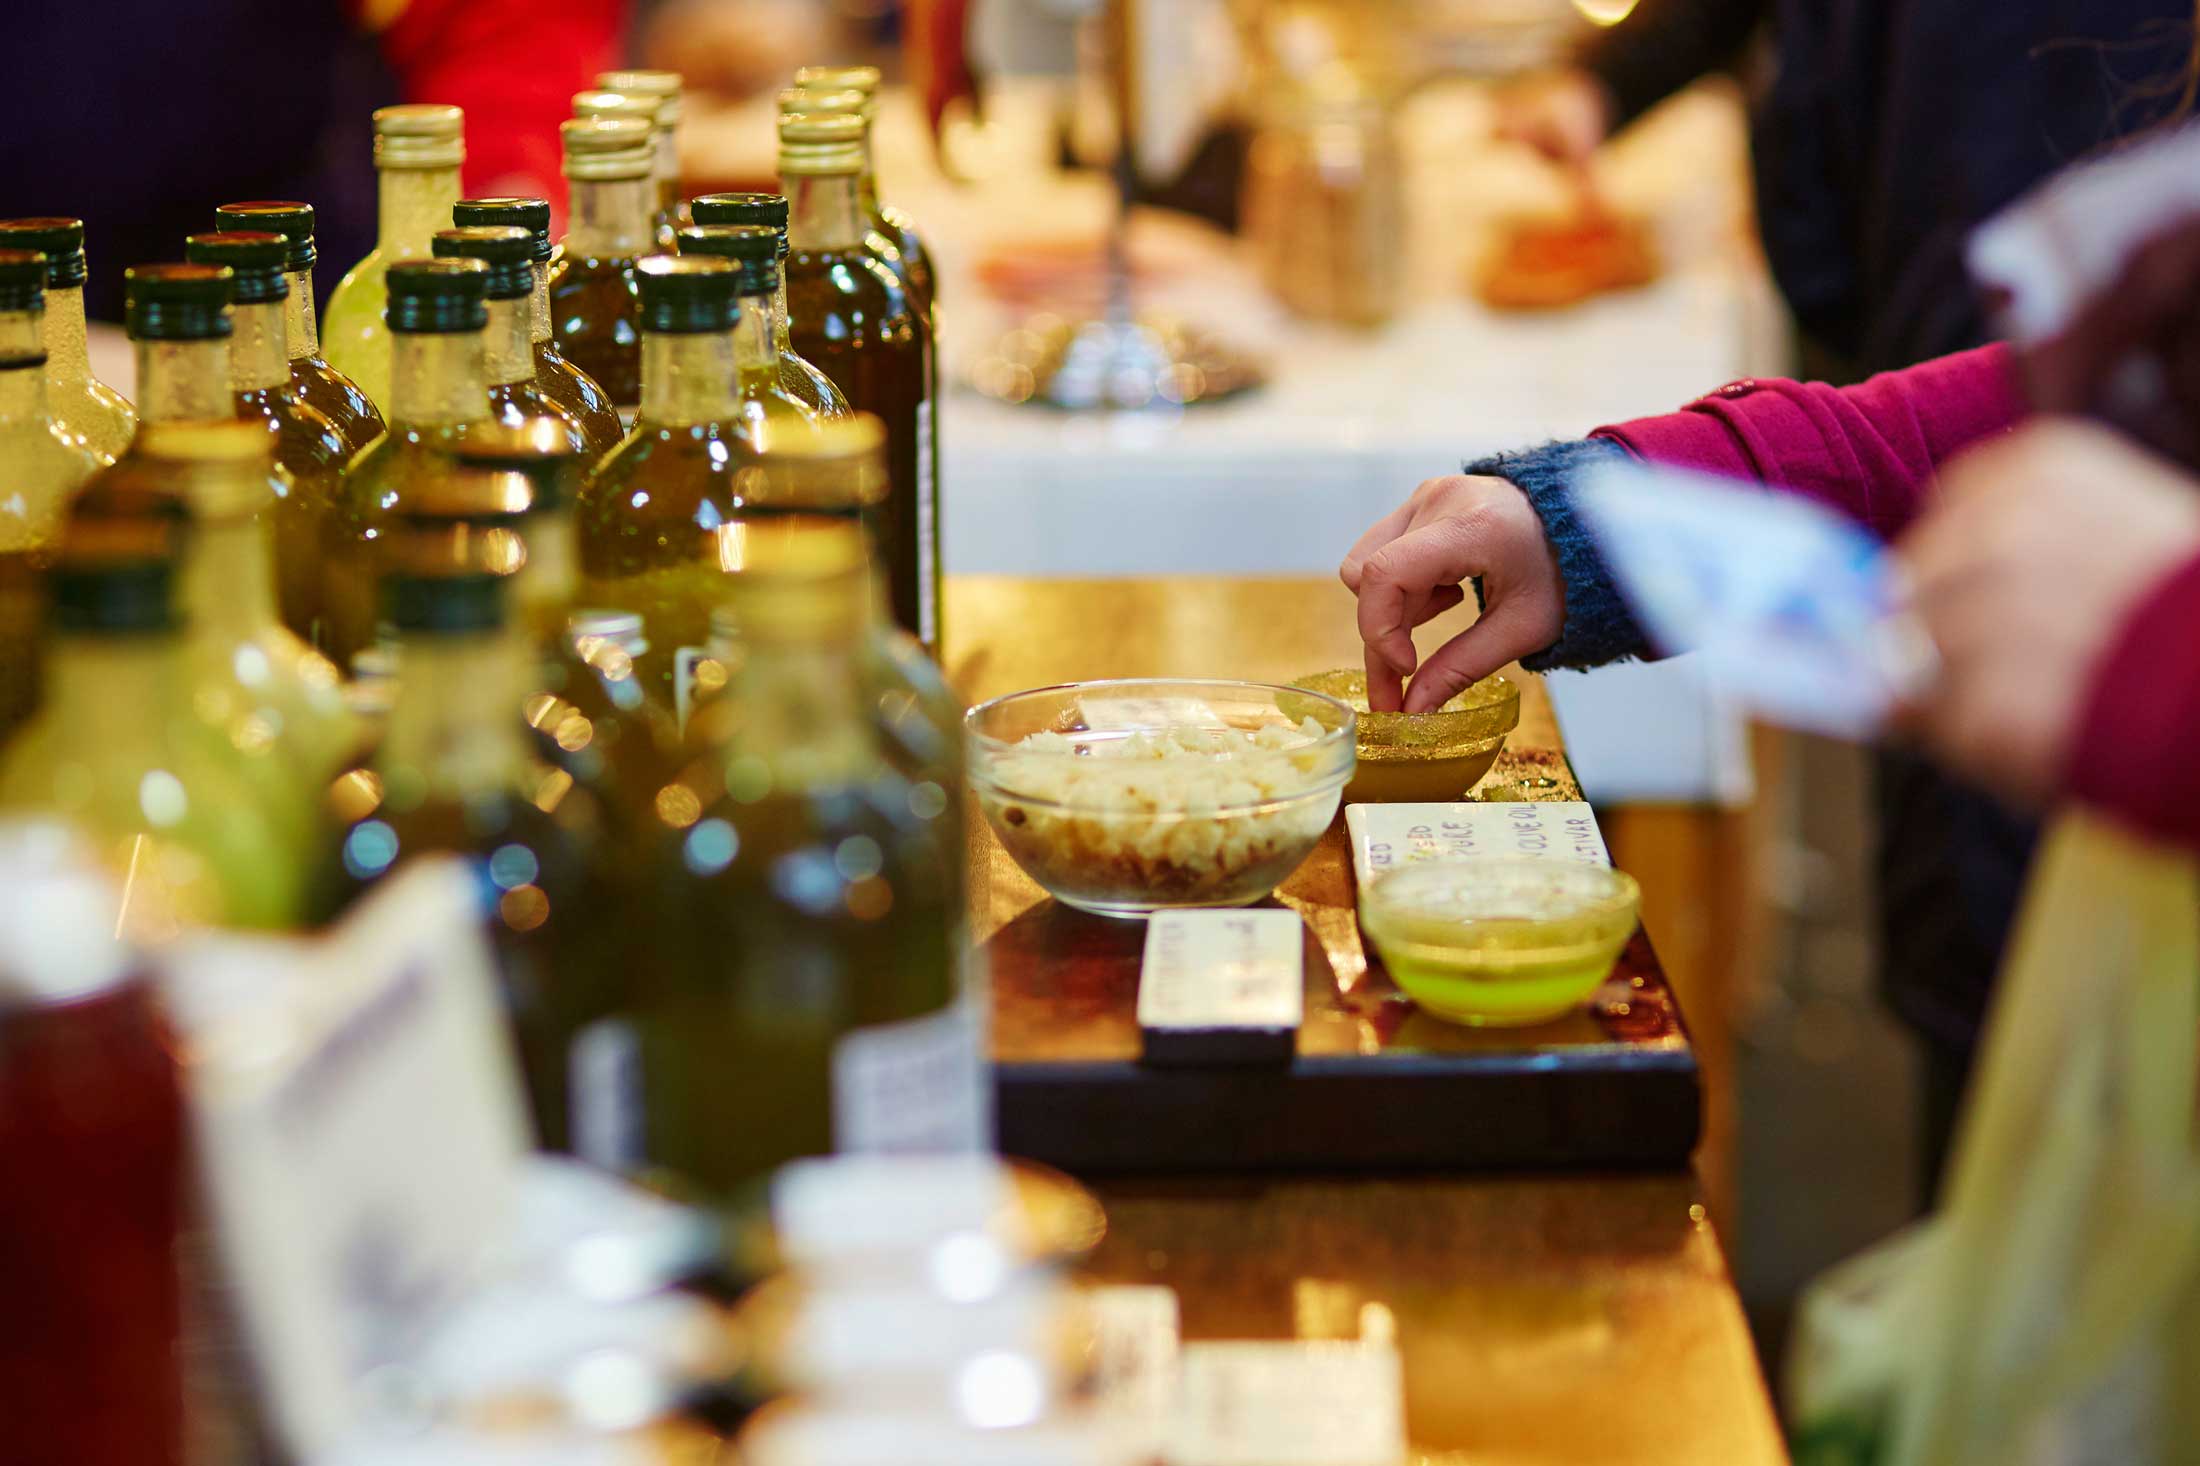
2063;553;2200;849
1463;437;1651;673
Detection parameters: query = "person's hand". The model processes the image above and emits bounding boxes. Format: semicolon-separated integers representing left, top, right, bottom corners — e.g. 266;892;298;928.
1493;69;1615;168
1895;418;2200;803
1340;475;1564;714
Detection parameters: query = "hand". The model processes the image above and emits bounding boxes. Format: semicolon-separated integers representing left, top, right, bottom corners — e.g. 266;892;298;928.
1493;69;1615;168
1895;418;2200;803
1340;475;1564;714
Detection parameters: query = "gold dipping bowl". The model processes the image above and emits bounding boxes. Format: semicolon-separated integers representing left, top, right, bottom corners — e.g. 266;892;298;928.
1290;669;1520;803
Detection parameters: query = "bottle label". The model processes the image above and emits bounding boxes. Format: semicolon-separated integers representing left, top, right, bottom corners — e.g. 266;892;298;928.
916;397;937;648
672;645;709;735
831;999;989;1153
569;1017;642;1172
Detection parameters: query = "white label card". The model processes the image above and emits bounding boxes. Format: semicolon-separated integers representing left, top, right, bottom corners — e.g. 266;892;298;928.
1171;1342;1406;1466
1088;1285;1181;1448
1138;910;1305;1031
1347;801;1610;894
1078;695;1226;732
831;999;990;1153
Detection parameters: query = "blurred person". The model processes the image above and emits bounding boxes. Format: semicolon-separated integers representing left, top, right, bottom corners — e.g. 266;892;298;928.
4;0;624;322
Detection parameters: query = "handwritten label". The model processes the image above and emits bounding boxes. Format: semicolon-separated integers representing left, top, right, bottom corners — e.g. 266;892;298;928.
831;999;990;1153
1089;1285;1181;1452
1171;1341;1406;1466
1139;910;1304;1032
1348;800;1610;893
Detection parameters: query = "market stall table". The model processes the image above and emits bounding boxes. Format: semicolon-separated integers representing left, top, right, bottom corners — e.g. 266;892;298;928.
947;575;1786;1463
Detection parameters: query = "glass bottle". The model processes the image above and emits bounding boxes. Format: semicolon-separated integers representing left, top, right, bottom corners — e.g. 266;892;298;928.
431;227;591;453
598;69;687;238
533;608;680;866
790;65;937;319
0;250;106;744
323;104;466;412
454;197;624;457
674;215;847;419
326;258;494;673
779;112;940;652
214;200;385;455
669;226;819;431
573;88;676;252
183;230;352;657
0;218;135;460
549;117;653;427
633;515;976;1200
0;554;315;935
324;562;616;1157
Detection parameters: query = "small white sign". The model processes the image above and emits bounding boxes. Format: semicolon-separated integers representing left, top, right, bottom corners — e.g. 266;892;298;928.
1078;695;1226;732
1171;1341;1406;1466
1138;910;1305;1033
1088;1285;1182;1450
831;999;991;1153
1347;801;1610;894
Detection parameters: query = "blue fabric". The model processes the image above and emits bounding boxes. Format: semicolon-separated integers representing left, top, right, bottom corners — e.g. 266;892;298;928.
1463;438;1650;673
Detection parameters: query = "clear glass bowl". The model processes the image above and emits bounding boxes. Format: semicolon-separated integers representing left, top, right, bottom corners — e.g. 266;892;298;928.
1290;668;1519;803
966;678;1356;918
1361;858;1640;1026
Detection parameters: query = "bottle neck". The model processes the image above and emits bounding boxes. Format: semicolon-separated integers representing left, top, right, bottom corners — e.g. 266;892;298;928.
734;295;779;381
388;332;491;427
773;274;793;351
284;270;318;361
43;286;92;387
0;310;48;423
528;263;552;346
656;130;682;223
379;631;532;801
857;131;884;216
513;507;578;623
44;632;177;736
719;631;872;787
787;174;866;252
136;338;235;423
483;298;533;387
231;301;291;393
640;331;737;426
181;513;279;639
377;167;464;260
566;177;655;258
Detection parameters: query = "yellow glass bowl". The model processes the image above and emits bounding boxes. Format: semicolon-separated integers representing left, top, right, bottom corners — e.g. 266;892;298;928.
1361;858;1640;1026
1291;668;1520;803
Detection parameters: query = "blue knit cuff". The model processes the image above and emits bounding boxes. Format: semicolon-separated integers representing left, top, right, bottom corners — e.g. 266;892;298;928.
1465;438;1651;672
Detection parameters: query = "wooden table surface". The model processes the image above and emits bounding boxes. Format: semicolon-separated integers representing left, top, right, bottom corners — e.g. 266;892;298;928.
945;576;1787;1465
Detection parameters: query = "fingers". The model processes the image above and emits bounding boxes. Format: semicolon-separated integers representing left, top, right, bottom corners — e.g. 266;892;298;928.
1354;521;1483;691
1402;601;1543;714
1365;640;1405;714
1339;499;1420;592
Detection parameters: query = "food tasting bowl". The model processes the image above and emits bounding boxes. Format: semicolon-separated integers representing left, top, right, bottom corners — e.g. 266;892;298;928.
1360;858;1640;1026
966;678;1356;918
1290;668;1520;803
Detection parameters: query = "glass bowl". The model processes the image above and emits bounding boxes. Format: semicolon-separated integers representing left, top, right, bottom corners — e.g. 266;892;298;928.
966;678;1356;918
1290;668;1519;803
1360;858;1640;1026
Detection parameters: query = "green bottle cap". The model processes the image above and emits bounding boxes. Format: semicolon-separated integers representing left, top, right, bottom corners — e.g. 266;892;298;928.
383;569;507;635
430;227;535;300
637;254;738;334
183;231;288;305
213;201;317;271
50;557;178;635
674;225;777;296
0;249;46;312
125;263;234;341
0;220;86;289
454;197;552;263
385;257;490;334
691;192;790;258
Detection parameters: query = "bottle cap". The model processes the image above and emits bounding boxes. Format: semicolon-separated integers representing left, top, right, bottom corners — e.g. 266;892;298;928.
374;103;465;170
637;254;739;334
793;64;882;97
454;197;553;264
674;225;778;296
0;249;46;313
777;113;865;176
124;262;233;341
598;68;684;126
449;416;590;514
214;201;317;271
0;219;86;289
431;226;536;300
573;88;661;131
50;556;178;635
562;117;653;182
709;514;869;641
136;421;278;520
385;257;489;334
690;193;790;258
183;231;289;305
741;413;890;512
779;86;869;120
382;568;508;636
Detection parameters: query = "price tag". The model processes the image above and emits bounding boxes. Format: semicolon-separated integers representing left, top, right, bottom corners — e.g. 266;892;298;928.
1077;695;1226;732
164;860;528;1458
1171;1341;1406;1466
1347;801;1610;894
1138;910;1303;1067
1088;1285;1181;1451
831;998;991;1153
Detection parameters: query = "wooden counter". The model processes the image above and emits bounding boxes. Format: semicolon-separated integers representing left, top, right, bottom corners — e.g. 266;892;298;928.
946;576;1787;1465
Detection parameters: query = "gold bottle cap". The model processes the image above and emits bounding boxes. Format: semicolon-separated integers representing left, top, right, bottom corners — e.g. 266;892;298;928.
598;68;684;125
778;86;869;119
562;117;654;181
741;414;889;512
573;88;661;130
373;103;465;170
777;113;865;176
137;421;278;520
793;64;882;96
710;515;869;640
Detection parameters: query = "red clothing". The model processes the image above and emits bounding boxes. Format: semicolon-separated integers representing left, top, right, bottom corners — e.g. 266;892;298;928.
1588;342;2200;847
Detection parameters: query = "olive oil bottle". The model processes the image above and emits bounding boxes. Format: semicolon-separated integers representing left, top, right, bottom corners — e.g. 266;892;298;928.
213;200;385;455
597;69;687;239
778;112;940;651
667;225;819;433
688;193;850;419
573;88;677;252
549;117;654;425
432;227;591;452
790;65;937;318
183;231;351;655
453;197;624;457
674;217;849;419
0;250;105;743
326;258;495;672
635;515;977;1200
0;218;135;459
323;104;466;411
325;561;617;1156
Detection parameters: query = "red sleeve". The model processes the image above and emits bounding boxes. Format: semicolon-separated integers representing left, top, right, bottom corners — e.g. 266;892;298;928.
2063;553;2200;849
373;0;627;229
1591;343;2029;538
